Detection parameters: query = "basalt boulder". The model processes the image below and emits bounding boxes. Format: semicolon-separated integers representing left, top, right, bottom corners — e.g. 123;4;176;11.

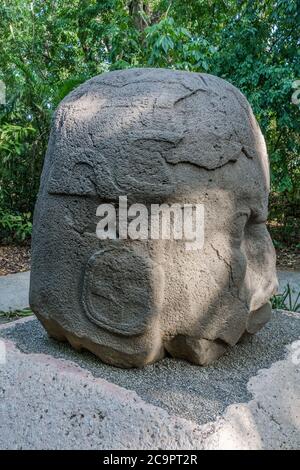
30;68;278;368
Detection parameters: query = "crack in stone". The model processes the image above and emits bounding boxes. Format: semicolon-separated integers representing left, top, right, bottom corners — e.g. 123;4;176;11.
165;158;237;171
210;243;234;287
97;79;197;92
174;87;207;106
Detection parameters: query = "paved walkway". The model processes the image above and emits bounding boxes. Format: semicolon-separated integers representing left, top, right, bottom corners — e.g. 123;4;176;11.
0;271;30;312
0;311;299;449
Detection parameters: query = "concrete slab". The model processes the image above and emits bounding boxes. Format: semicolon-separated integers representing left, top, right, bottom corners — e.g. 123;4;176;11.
0;311;299;449
202;340;300;450
0;336;207;450
0;271;30;312
1;310;299;425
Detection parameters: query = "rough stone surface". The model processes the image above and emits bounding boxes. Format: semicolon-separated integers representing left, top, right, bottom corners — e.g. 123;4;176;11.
0;311;299;450
0;336;207;450
30;68;278;367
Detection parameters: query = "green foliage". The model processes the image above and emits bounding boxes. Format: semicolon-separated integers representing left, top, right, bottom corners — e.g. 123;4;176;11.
144;17;213;70
0;209;32;243
0;0;299;243
271;283;300;312
0;307;33;321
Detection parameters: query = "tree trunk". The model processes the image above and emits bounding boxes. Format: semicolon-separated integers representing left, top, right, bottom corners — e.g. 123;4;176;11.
128;0;149;31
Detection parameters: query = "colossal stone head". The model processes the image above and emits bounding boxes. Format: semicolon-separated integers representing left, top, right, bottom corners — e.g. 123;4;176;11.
30;68;278;368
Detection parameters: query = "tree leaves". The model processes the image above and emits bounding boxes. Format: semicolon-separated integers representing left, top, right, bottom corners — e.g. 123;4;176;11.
0;0;299;242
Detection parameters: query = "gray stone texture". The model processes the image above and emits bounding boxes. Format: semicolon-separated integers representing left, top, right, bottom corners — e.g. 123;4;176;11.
30;68;278;367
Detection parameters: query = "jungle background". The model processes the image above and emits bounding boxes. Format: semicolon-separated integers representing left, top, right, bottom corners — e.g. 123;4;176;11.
0;0;299;273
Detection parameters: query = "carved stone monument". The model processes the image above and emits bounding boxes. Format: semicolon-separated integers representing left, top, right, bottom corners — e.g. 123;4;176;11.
30;68;278;368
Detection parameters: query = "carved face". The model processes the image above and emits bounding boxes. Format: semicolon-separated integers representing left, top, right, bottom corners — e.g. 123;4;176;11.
30;69;278;367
